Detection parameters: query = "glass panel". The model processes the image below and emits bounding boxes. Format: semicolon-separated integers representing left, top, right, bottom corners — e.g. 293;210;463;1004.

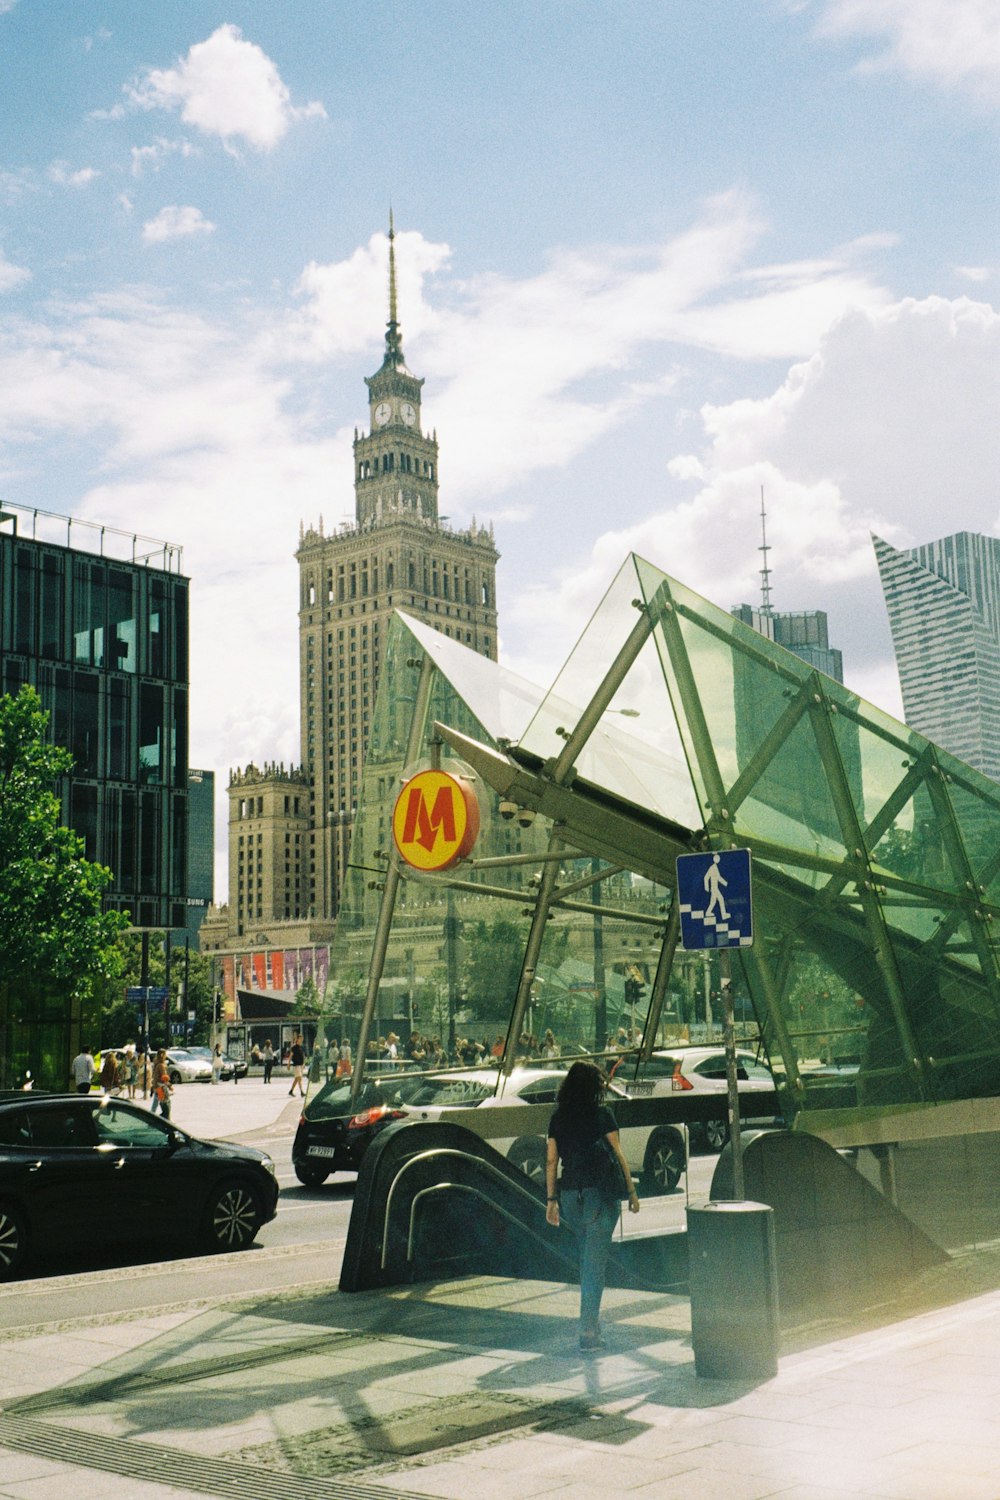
108;568;136;673
71;672;100;775
39;554;63;660
139;683;163;783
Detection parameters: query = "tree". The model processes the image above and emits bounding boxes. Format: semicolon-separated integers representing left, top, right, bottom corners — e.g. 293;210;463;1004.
296;975;322;1017
111;932;217;1049
463;918;525;1030
0;686;129;1085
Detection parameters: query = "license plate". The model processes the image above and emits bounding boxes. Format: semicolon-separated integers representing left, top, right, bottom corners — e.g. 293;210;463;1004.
307;1146;338;1159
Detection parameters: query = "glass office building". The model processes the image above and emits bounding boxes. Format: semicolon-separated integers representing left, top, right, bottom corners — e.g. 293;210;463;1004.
875;530;1000;783
0;505;189;931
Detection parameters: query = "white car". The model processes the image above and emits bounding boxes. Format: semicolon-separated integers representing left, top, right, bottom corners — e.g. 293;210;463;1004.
165;1048;213;1084
609;1046;780;1152
384;1066;687;1194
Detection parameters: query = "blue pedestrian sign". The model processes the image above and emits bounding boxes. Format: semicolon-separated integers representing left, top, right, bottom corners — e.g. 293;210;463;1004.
676;849;753;950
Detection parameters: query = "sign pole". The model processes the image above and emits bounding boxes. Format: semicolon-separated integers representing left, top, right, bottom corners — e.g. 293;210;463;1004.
675;847;754;1202
720;946;744;1200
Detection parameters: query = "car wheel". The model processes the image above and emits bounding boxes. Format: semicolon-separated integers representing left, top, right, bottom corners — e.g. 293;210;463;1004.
294;1164;330;1188
703;1117;728;1152
642;1128;685;1194
168;1069;182;1085
202;1180;262;1251
507;1136;546;1184
0;1202;26;1280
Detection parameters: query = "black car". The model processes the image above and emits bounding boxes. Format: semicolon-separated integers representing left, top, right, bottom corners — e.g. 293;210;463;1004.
292;1072;426;1186
0;1091;279;1279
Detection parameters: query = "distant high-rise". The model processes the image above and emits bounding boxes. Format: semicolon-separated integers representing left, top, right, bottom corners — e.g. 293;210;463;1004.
730;497;852;841
185;768;214;942
731;605;844;683
874;531;1000;782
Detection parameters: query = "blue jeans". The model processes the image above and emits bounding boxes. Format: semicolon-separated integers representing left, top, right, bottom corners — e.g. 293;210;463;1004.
560;1186;620;1337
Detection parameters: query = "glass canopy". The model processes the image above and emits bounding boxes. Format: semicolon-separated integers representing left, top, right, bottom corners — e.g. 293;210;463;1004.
325;554;1000;1143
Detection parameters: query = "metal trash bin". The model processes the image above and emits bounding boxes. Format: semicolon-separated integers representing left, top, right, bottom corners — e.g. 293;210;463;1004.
687;1200;779;1381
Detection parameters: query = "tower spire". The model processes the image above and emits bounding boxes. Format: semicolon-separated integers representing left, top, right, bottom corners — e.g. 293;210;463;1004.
759;485;773;617
384;208;403;367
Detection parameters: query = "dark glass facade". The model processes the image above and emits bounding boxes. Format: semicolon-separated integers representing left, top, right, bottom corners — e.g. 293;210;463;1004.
0;529;190;930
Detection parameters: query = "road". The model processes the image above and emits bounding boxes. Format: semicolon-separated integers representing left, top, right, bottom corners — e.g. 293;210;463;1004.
0;1076;719;1334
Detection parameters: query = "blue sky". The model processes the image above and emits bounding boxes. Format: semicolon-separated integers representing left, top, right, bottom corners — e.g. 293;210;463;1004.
1;1;998;882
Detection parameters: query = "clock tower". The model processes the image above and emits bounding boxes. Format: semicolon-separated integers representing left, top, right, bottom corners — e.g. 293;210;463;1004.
354;214;440;530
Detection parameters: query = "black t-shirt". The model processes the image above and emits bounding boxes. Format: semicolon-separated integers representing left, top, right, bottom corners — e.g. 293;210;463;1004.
548;1103;618;1191
290;1043;305;1067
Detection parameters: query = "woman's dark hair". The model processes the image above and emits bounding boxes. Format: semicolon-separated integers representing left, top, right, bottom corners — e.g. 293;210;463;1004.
557;1060;604;1114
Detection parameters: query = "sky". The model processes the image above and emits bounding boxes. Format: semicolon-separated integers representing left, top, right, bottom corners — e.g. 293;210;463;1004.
1;1;998;891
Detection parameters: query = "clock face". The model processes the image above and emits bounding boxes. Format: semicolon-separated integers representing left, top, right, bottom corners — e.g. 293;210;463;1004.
374;401;392;427
400;401;417;427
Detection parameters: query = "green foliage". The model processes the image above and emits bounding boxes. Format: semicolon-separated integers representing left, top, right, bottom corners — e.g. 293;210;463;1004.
0;686;128;998
296;975;322;1017
463;917;525;1028
110;931;217;1047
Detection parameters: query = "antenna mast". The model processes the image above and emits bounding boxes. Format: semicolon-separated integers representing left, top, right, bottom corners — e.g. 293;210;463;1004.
759;485;773;617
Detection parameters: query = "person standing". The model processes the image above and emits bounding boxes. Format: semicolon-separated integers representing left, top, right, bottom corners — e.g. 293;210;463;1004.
124;1043;138;1100
262;1040;274;1084
288;1035;306;1097
151;1049;173;1119
335;1038;352;1080
99;1048;119;1094
211;1044;223;1085
71;1045;95;1095
545;1060;640;1351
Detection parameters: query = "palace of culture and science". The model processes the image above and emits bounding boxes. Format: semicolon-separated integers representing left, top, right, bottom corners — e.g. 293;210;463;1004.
200;223;499;986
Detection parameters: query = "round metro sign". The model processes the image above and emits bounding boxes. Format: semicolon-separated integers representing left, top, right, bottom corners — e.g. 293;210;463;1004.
392;768;481;873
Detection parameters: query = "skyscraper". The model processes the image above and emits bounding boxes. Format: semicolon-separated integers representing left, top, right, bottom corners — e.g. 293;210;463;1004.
874;531;1000;782
212;220;500;950
296;218;499;924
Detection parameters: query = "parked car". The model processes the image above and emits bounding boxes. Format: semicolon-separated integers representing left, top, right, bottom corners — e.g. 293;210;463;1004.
165;1048;213;1084
291;1067;687;1195
610;1045;781;1152
0;1092;279;1279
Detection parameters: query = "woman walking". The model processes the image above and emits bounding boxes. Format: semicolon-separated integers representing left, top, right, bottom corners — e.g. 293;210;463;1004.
545;1060;640;1351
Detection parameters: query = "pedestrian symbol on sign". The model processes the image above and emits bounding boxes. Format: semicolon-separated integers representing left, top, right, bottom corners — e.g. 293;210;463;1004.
676;849;753;950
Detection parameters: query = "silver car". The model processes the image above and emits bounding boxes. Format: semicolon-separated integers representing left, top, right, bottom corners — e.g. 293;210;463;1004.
610;1045;780;1152
165;1048;213;1084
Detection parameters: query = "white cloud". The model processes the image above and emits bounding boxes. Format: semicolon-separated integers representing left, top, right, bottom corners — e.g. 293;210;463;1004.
815;0;1000;104
130;24;326;151
0;291;337;786
291;228;452;357
142;205;215;244
0;249;30;292
291;195;892;507
48;163;100;188
130;137;198;177
546;293;1000;720
955;264;994;282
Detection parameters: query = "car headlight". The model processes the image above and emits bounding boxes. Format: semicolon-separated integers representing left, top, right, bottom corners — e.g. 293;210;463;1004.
261;1155;277;1178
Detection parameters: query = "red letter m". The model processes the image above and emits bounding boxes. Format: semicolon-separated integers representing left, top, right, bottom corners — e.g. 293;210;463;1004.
400;785;457;853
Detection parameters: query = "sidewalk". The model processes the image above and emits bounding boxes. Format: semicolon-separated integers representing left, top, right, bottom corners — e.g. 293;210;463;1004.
4;1088;1000;1499
4;1238;1000;1498
108;1071;306;1141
